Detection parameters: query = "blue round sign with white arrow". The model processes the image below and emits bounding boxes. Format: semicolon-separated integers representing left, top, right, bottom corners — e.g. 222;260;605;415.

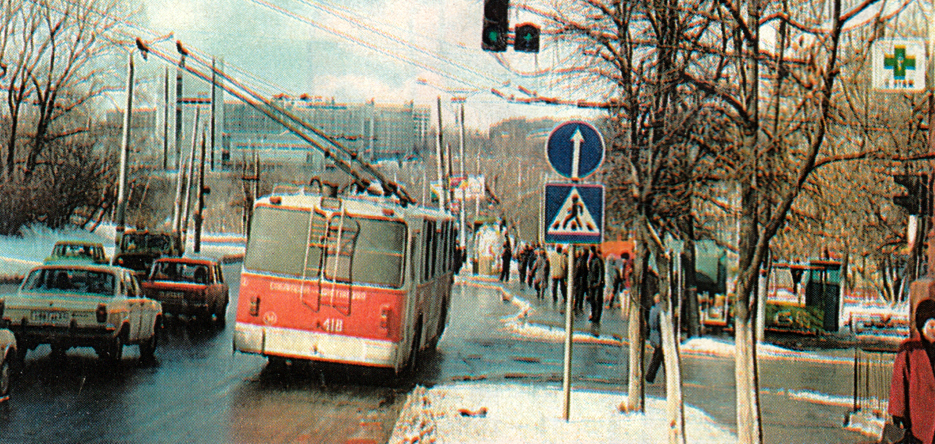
545;120;605;180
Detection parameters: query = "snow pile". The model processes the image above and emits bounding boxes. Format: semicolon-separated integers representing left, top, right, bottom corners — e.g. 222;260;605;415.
680;337;852;364
500;291;624;346
388;383;735;444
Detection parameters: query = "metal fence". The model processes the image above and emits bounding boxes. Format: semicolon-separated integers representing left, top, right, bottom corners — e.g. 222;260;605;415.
851;345;895;418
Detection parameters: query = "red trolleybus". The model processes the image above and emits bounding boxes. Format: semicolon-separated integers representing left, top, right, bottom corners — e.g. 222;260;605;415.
233;185;455;373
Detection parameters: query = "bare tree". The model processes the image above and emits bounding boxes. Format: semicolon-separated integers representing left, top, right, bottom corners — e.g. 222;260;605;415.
538;0;918;442
686;0;912;441
0;0;129;234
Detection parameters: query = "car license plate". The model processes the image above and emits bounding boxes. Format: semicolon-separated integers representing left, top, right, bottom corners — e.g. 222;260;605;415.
30;310;69;323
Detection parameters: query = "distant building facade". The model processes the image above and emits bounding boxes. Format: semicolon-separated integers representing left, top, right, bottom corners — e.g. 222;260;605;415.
221;98;431;169
107;97;432;171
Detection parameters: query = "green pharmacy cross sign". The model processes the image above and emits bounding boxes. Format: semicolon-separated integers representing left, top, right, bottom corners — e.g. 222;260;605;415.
873;39;925;93
884;45;916;80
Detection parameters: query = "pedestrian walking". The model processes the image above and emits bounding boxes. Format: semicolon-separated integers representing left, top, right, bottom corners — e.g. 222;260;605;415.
533;249;549;300
645;293;664;383
587;246;605;323
526;244;537;289
498;239;512;282
607;255;622;309
548;245;567;304
574;249;588;312
888;298;935;444
518;244;530;288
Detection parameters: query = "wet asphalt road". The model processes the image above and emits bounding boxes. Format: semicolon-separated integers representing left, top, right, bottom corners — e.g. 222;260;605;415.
0;268;884;443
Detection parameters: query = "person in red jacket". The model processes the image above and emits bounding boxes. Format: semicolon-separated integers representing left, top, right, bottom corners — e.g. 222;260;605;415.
889;298;935;444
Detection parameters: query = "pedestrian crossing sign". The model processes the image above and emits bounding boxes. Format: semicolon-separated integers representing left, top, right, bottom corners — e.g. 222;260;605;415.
544;182;604;244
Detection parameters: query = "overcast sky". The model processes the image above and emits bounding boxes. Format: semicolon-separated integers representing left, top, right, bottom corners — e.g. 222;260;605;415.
131;0;598;130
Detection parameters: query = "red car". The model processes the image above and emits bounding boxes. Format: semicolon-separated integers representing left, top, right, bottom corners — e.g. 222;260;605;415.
141;257;229;324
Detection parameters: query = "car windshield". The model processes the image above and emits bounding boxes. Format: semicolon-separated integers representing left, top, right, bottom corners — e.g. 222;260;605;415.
151;261;210;284
121;234;169;251
22;268;116;296
54;244;94;258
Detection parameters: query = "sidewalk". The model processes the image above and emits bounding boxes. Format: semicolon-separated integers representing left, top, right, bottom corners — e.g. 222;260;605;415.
403;273;885;443
389;275;734;443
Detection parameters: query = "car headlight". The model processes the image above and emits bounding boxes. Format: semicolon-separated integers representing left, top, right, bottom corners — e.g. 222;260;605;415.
96;303;107;323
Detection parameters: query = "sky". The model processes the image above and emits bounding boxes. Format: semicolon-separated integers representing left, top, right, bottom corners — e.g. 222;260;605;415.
128;0;599;130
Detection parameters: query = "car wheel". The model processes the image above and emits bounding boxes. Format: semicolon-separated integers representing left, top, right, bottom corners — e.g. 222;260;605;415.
139;333;157;362
0;355;11;401
99;334;124;362
50;344;67;360
216;299;227;325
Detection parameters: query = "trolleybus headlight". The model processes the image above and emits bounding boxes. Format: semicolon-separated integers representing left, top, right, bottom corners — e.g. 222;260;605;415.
249;296;261;317
379;304;392;330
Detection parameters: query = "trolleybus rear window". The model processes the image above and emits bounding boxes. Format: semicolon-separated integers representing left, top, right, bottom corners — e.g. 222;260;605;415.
245;206;314;276
245;205;406;288
323;216;405;288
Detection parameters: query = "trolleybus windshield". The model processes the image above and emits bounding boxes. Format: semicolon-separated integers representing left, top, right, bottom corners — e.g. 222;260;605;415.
245;205;406;288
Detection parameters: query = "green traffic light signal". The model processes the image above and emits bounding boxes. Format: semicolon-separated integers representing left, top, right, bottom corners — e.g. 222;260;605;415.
482;0;509;52
514;23;539;53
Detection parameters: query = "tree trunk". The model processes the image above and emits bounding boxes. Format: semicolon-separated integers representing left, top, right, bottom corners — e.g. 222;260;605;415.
734;313;761;444
679;218;700;338
625;237;649;411
662;255;686;443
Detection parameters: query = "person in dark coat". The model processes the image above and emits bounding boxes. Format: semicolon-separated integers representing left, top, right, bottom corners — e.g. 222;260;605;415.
498;239;512;282
518;244;530;288
574;250;588;312
645;293;664;383
587;246;605;323
889;298;935;444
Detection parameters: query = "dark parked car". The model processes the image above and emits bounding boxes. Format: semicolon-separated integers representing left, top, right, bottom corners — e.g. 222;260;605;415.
112;230;182;277
141;257;229;324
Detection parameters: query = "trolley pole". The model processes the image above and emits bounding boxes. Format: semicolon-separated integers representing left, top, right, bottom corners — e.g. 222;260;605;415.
115;53;134;251
562;244;575;421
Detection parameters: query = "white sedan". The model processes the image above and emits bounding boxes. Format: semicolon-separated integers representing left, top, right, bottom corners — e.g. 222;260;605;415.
0;327;15;401
1;264;162;362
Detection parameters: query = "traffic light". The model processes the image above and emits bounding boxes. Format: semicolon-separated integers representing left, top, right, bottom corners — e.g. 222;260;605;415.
894;173;931;215
482;0;509;52
514;23;540;53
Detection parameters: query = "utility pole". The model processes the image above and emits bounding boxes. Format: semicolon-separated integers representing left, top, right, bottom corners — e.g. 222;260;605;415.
175;56;184;172
457;99;468;250
210;58;217;171
194;130;206;253
435;96;446;209
181;109;200;237
115;53;134;252
163;66;169;170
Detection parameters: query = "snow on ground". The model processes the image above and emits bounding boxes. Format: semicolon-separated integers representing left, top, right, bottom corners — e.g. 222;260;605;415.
447;276;896;442
389;383;736;444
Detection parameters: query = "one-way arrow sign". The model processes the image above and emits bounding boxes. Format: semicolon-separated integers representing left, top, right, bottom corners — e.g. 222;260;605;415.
545;121;605;180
